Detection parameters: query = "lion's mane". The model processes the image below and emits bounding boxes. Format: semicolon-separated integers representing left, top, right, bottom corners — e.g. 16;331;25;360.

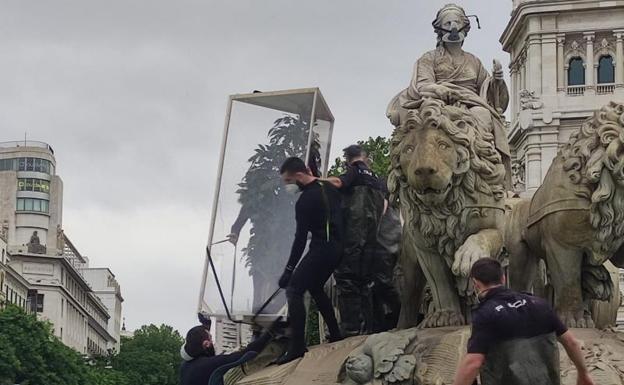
388;99;506;262
560;102;624;254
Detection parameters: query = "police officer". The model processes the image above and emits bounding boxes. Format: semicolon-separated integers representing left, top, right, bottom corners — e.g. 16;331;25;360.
325;145;386;336
452;258;595;385
275;157;343;365
371;199;401;333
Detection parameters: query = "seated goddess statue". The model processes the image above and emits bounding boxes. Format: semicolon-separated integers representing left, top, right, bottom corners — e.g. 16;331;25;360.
388;3;511;187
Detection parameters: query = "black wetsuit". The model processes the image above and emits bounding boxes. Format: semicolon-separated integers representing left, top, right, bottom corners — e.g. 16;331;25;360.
468;287;568;385
284;180;343;352
180;333;271;385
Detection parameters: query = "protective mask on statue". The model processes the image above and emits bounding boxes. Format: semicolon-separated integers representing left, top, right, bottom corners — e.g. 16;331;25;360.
439;24;468;43
284;183;301;195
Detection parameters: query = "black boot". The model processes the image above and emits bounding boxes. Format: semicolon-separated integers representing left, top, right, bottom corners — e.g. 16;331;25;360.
276;289;307;365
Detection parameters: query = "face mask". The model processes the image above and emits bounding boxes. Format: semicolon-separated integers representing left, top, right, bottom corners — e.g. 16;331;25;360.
437;24;468;43
473;283;502;304
204;345;216;357
284;183;300;195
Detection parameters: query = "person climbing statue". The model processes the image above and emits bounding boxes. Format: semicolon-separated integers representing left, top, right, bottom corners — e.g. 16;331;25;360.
325;145;386;336
452;258;595;385
275;157;343;365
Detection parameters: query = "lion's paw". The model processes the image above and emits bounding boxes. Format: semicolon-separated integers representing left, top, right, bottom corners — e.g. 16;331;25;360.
452;234;490;277
558;310;594;328
420;309;466;328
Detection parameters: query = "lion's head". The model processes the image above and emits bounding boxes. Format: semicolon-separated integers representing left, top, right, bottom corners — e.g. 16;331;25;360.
388;99;506;259
560;102;624;254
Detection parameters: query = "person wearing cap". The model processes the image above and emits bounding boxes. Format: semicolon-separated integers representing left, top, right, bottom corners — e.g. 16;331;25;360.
452;258;595;385
324;145;386;336
179;318;279;385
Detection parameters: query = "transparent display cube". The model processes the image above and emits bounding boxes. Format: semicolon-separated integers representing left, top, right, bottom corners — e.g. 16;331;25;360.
199;88;334;321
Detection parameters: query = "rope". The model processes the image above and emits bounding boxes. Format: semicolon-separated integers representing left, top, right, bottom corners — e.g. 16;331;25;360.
205;245;281;326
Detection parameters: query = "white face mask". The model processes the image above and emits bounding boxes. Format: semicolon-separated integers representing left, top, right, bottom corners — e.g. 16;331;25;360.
284;183;300;195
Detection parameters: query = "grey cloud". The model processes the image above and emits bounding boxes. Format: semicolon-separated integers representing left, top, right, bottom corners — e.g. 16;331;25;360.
0;0;512;332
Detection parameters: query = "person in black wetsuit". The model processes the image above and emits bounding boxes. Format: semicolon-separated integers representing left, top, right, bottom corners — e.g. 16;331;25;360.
275;157;343;365
179;320;278;385
452;258;595;385
325;145;386;336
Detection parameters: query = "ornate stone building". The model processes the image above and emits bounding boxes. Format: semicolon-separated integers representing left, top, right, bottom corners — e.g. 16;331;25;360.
502;0;624;194
0;141;123;355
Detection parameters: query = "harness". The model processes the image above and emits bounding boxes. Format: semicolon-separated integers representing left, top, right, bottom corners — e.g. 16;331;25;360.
317;181;331;242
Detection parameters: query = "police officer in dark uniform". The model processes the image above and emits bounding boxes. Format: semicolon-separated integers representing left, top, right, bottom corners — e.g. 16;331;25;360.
325;145;386;336
371;197;401;333
275;157;343;365
452;258;595;385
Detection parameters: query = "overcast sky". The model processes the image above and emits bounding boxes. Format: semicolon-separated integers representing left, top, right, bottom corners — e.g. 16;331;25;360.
0;0;513;334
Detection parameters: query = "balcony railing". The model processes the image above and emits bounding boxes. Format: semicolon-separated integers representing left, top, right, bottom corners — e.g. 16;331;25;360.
567;85;585;96
0;141;54;154
597;83;616;95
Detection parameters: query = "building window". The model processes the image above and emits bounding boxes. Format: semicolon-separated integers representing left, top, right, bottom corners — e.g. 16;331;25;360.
0;158;52;174
18;178;50;193
598;55;615;84
17;157;52;174
0;158;16;171
568;57;585;86
16;198;49;213
36;293;44;312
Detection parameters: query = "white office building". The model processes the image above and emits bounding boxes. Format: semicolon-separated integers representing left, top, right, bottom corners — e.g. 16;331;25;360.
0;141;122;355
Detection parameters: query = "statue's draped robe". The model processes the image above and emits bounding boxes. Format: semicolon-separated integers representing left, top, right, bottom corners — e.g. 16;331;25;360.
400;47;512;188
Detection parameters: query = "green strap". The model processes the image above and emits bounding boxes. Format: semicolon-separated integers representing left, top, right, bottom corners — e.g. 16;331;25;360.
317;181;331;242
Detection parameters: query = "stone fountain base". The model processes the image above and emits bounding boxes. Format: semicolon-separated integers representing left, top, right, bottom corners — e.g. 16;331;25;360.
224;327;624;385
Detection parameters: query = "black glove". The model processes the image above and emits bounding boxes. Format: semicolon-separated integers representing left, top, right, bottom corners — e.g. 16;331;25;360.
278;266;294;288
198;312;211;328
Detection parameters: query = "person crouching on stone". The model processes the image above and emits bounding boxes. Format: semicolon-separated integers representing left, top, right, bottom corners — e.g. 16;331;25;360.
275;157;343;364
452;258;595;385
179;319;280;385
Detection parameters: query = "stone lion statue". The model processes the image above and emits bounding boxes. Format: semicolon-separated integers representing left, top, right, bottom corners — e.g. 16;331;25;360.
387;98;507;328
506;102;624;328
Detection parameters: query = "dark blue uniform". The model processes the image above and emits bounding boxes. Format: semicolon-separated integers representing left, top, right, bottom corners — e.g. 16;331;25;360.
469;287;568;385
468;287;567;354
180;333;271;385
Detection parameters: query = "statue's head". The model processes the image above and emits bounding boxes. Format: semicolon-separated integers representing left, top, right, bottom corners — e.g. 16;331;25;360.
432;4;471;46
389;99;506;209
398;117;463;205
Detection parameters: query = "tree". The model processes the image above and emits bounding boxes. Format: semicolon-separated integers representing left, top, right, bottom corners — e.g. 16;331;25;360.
0;305;89;385
111;324;184;385
328;136;391;178
0;305;184;385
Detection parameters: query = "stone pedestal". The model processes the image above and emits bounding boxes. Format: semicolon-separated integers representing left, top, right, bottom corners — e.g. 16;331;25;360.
226;327;624;385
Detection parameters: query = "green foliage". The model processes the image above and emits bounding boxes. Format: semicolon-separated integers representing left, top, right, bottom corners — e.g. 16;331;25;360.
305;300;320;346
0;306;183;385
0;305;88;385
328;136;391;178
111;324;184;385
